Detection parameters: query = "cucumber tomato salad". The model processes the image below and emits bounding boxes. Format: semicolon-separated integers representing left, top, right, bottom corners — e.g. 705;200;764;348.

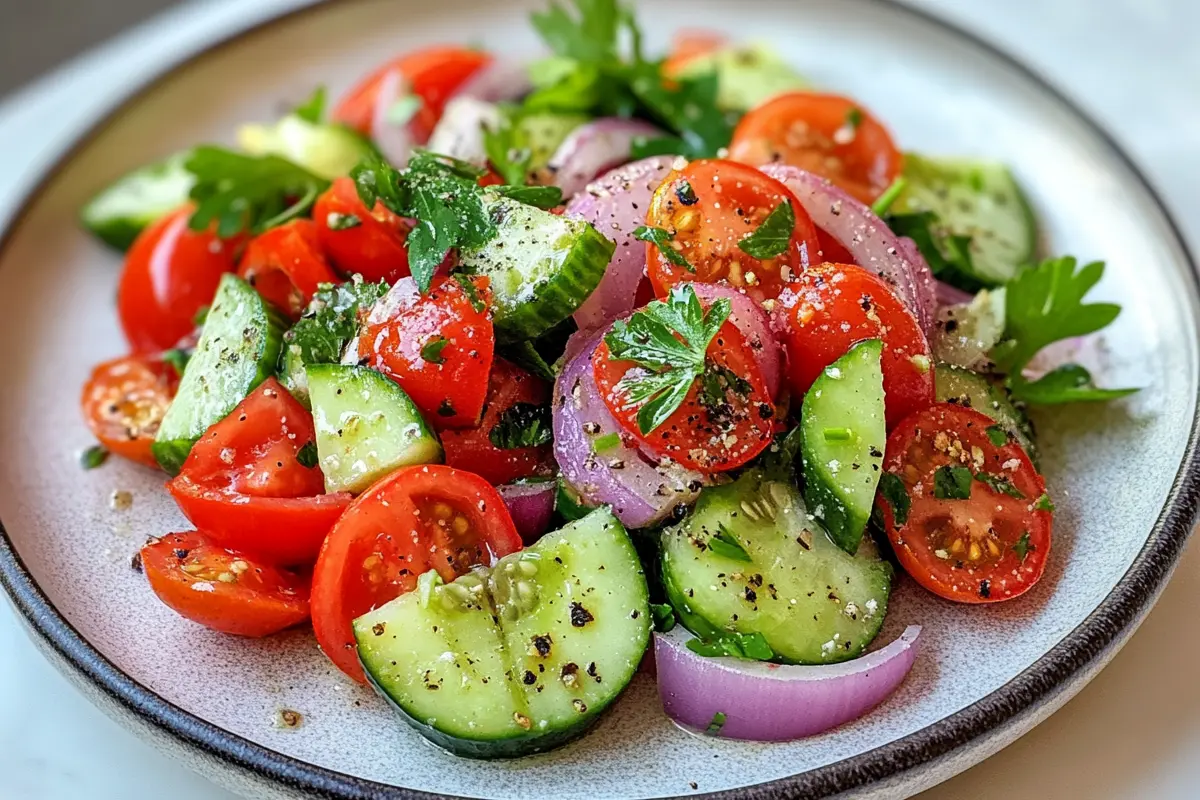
78;1;1135;756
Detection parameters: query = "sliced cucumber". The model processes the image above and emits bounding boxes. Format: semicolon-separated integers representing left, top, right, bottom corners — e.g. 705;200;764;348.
660;469;891;665
674;44;809;112
238;113;374;180
517;111;590;181
80;151;195;251
308;364;443;494
934;363;1036;457
800;339;886;555
152;274;286;474
458;195;614;342
932;287;1006;369
355;508;650;758
893;153;1037;286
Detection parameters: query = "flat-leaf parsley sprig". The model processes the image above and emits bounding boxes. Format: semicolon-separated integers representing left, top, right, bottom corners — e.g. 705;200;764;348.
603;284;731;434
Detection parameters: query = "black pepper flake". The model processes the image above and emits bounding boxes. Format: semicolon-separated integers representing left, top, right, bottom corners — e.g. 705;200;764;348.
744;587;757;603
437;399;457;417
569;602;595;627
979;579;991;599
372;622;386;636
522;670;537;685
532;634;552;657
173;548;190;560
130;552;143;573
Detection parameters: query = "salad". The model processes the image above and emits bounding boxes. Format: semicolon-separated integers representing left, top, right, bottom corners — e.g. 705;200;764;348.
77;0;1135;757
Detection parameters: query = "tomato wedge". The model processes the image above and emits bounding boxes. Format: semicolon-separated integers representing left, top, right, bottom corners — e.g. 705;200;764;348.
645;159;821;304
441;358;556;485
81;354;180;467
311;465;522;681
168;378;352;565
141;532;310;637
117;206;238;352
773;263;934;428
237;219;339;319
332;46;491;143
356;275;494;429
313;177;413;284
729;92;902;204
877;403;1051;603
662;30;727;75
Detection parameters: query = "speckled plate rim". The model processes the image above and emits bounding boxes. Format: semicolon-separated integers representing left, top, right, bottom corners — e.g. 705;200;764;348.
0;1;1197;798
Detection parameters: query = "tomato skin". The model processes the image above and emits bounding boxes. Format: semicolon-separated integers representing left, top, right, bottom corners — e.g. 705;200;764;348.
441;359;555;485
311;464;522;681
169;379;352;565
662;30;727;75
878;403;1051;604
118;207;238;352
773;263;933;428
313;177;413;284
357;275;494;429
141;532;310;637
729;92;902;205
81;354;180;467
645;159;821;304
333;47;492;143
236;220;338;319
592;317;775;473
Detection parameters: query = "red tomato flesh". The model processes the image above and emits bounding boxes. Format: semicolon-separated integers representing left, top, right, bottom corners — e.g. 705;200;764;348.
237;219;339;319
313;177;413;284
81;354;179;467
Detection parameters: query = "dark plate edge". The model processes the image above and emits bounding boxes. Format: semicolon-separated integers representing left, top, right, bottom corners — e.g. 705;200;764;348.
0;1;1197;799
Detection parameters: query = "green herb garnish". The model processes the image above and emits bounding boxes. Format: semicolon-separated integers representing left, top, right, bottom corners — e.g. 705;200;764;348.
1013;530;1033;561
707;524;751;563
870;176;908;217
285;279;389;367
80;445;109;471
877;472;910;525
296;441;319;468
686;631;775;661
933;466;973;500
650;602;676;633
451;273;487;313
706;711;727;734
984;424;1009;447
591;431;621;453
162;348;190;377
633;225;693;271
489;403;553;449
1033;493;1055;512
823;427;852;442
737;201;795;260
973;471;1025;499
492;184;563;209
292;86;326;124
482;118;532;186
421;336;449;364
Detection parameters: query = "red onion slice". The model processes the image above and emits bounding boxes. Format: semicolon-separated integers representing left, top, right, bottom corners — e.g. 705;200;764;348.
451;58;533;103
689;283;783;400
553;329;703;528
548;119;665;199
496;480;556;544
566;156;677;333
655;625;922;741
935;279;975;308
370;68;414;167
761;165;937;335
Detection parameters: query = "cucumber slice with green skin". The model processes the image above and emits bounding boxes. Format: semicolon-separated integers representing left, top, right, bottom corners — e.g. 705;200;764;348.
307;363;443;494
893;153;1038;286
517;112;590;179
934;362;1037;457
932;287;1006;369
554;476;596;523
675;44;809;112
458;196;614;343
277;342;311;408
355;508;650;759
152;274;286;474
238;114;374;180
800;339;887;555
80;151;195;251
660;469;891;665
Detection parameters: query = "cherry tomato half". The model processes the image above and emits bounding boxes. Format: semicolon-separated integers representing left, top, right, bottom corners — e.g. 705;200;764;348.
168;379;352;565
441;359;556;485
313;177;413;284
773;263;934;429
117;207;238;352
141;532;310;637
237;219;339;319
876;403;1051;603
729;92;902;205
310;464;522;681
356;275;494;429
645;159;821;304
662;30;727;75
80;353;180;467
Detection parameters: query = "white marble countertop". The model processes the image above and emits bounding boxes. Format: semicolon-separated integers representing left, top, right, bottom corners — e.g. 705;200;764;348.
1;0;1198;797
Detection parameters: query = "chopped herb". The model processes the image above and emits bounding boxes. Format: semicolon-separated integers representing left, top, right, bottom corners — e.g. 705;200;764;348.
386;94;423;126
984;424;1009;447
650;602;676;632
1034;493;1055;512
705;711;727;734
686;631;775;661
633;225;693;271
603;284;731;434
737;201;795;260
326;212;362;230
823;427;852;442
698;364;751;409
1013;530;1033;561
870;176;908;217
933;466;973;500
973;471;1025;499
193;305;210;327
493;184;563;209
1010;363;1138;405
708;523;751;563
845;107;863;130
591;432;621;453
162;348;190;377
482;118;532;186
296;441;319;468
421;336;449;364
284;280;389;367
292;86;327;123
877;472;910;525
489;403;553;449
80;445;109;470
451;273;487;313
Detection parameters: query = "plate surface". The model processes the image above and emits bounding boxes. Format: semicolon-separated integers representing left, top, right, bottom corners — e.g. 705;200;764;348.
0;0;1197;798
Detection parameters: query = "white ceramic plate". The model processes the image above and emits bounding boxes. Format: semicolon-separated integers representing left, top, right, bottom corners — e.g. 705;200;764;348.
0;1;1197;798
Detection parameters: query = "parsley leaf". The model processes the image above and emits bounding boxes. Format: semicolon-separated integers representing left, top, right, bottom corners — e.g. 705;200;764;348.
531;0;623;64
737;201;795;259
877;472;910;525
293;86;326;124
629;67;735;159
489;403;553;449
80;445;109;470
1034;493;1055;512
296;441;319;468
284;279;388;367
493;184;563;209
185;146;330;238
650;602;676;633
162;348;190;377
706;712;727;734
985;424;1009;447
1011;363;1138;405
603;284;730;433
686;631;775;661
1013;531;1034;561
933;466;973;500
482;118;532;186
633;225;693;271
973;471;1025;499
421;336;449;364
708;524;751;562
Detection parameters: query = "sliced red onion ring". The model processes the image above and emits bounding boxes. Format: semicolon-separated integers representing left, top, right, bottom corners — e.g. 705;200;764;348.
689;283;782;400
425;97;501;167
497;480;556;544
370;68;413;167
655;625;922;741
451;58;533;103
761;165;937;335
935;279;975;308
566;156;677;333
548;119;665;199
553;329;703;528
